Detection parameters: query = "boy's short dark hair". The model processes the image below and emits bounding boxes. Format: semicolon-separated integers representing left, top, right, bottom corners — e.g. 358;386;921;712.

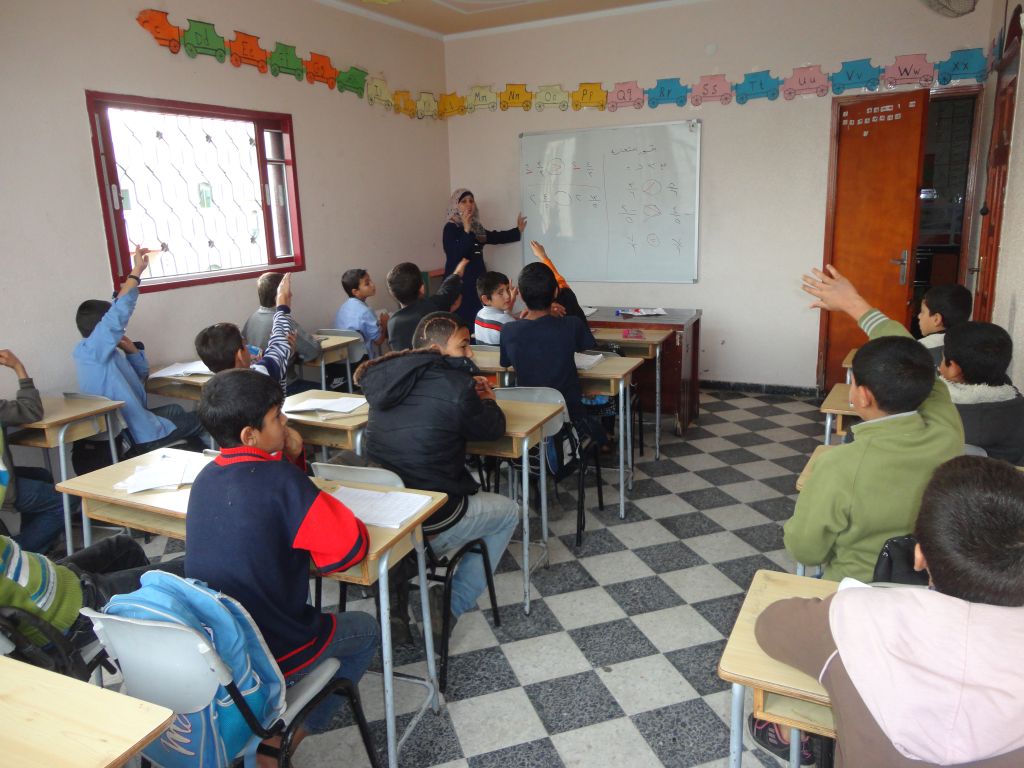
412;311;465;350
477;271;509;300
195;323;243;373
197;368;283;448
387;262;423;306
915;456;1024;607
944;322;1012;386
851;336;935;414
76;299;112;338
517;262;557;311
256;272;284;308
922;284;972;330
342;268;368;298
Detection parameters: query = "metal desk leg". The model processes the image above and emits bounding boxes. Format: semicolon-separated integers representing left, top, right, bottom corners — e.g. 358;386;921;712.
729;682;744;768
539;436;548;549
346;357;354;394
823;413;834;445
521;436;531;615
845;368;852;385
377;551;397;768
625;378;634;492
412;531;439;713
655;344;662;460
320;358;327;390
55;423;78;551
789;729;801;767
105;414;119;465
618;379;626;520
355;429;364;457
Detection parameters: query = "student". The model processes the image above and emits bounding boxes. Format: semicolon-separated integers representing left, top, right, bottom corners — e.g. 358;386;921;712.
474;270;518;345
756;456;1024;767
0;349;76;554
194;273;293;388
334;268;389;359
186;368;377;751
355;312;517;640
785;266;963;582
0;533;183;651
940;321;1024;464
386;258;468;351
74;248;205;454
917;283;972;366
499;260;602;439
242;271;321;394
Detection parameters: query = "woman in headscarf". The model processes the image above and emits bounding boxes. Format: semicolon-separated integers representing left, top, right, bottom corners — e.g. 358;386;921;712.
442;188;526;326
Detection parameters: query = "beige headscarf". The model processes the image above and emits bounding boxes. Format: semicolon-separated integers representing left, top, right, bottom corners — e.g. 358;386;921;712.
446;188;486;241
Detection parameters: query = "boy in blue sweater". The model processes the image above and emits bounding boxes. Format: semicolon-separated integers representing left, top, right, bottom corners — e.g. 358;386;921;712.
74;248;205;453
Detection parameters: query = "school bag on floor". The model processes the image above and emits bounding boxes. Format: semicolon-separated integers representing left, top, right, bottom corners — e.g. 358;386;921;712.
102;571;285;768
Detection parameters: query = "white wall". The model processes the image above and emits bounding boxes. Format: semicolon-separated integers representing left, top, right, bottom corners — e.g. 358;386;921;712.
0;0;448;392
444;0;996;387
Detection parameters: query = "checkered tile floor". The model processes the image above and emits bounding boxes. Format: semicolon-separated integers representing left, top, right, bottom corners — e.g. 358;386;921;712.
144;389;823;768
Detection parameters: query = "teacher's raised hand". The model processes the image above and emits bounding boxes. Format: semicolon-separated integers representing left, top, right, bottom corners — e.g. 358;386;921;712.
517;213;527;232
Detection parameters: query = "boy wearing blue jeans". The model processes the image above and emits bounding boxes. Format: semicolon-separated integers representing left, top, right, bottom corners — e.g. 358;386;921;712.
74;248;205;453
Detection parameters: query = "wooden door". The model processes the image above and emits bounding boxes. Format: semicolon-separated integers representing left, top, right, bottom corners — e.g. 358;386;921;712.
974;44;1019;321
821;91;930;388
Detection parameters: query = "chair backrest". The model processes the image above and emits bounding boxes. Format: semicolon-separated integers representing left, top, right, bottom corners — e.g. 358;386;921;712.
202;448;221;458
311;462;405;487
81;607;226;713
964;443;988;457
470;344;499;353
317;328;367;362
495;386;568;439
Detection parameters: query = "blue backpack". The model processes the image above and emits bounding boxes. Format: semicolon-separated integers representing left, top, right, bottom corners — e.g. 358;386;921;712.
103;571;285;768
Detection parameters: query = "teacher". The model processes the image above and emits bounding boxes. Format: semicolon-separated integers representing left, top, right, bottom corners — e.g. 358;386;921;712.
443;188;527;326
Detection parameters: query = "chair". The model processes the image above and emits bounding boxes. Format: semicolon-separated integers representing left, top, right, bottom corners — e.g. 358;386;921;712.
0;606;109;683
494;387;603;549
964;444;988;457
309;462;501;693
81;607;379;768
316;329;367;393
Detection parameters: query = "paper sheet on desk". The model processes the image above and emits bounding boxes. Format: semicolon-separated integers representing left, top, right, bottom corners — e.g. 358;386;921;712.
581;306;598;317
151;361;212;378
115;453;213;493
284;397;367;416
329;486;429;528
618;308;666;317
574;352;603;371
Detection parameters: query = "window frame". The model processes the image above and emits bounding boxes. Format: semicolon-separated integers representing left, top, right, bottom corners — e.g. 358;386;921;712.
85;91;306;293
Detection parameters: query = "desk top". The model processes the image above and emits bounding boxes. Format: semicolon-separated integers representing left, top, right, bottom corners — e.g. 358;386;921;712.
0;655;172;768
471;348;506;374
147;372;210;389
719;570;837;704
587;307;702;326
580;356;644;381
490;399;564;438
284;389;368;431
796;444;836;491
820;383;856;416
592;327;674;348
312;335;357;351
842;349;857;369
13;395;124;428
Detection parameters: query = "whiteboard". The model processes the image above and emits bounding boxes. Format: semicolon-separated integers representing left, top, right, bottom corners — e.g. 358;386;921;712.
520;120;700;284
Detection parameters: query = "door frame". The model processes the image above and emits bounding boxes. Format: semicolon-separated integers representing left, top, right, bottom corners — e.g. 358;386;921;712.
816;85;984;390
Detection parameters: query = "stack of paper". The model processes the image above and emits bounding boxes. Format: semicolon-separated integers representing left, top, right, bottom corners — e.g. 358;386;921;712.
618;308;667;317
581;306;599;317
115;453;213;493
574;352;604;371
151;361;212;378
329;486;430;528
284;397;367;418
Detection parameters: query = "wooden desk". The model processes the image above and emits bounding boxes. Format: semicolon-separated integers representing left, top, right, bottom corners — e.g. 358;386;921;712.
306;335;359;390
0;655;172;767
820;383;856;445
588;307;702;437
284;389;369;461
841;348;857;385
145;373;209;401
470;348;511;386
580;356;644;520
795;444;836;492
718;570;837;767
468;399;564;615
56;449;446;768
592;327;674;459
8;395;124;551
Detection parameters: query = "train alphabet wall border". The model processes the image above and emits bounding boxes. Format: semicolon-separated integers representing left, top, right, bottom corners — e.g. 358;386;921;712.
137;9;996;123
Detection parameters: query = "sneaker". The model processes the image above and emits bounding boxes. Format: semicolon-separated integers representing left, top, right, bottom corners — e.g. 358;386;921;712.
427;587;457;649
748;715;815;765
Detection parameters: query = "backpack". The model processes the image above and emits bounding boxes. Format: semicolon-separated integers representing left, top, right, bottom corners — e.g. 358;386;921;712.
103;571;286;768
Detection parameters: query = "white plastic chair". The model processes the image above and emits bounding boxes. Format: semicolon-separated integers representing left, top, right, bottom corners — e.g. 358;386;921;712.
316;329;367;393
81;607;379;768
964;444;988;457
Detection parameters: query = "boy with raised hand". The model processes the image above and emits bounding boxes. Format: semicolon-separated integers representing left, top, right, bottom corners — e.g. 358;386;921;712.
74;246;206;453
757;456;1024;767
916;283;972;366
386;258;468;351
194;273;294;389
243;271;321;394
786;266;962;582
186;368;377;753
939;321;1024;464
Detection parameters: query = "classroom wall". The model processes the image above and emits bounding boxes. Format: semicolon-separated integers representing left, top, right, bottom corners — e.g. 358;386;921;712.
444;0;997;388
0;0;448;393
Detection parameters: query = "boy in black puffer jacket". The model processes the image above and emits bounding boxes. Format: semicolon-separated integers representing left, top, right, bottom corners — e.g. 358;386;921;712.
355;312;517;637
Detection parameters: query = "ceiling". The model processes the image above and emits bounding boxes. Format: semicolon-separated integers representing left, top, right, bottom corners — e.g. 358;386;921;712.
320;0;694;37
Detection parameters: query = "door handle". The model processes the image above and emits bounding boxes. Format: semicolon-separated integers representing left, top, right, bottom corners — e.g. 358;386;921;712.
889;250;908;285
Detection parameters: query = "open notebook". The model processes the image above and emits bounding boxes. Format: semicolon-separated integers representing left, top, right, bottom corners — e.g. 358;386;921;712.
329;485;430;528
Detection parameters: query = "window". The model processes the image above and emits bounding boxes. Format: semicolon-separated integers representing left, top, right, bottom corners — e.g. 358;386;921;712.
86;92;304;291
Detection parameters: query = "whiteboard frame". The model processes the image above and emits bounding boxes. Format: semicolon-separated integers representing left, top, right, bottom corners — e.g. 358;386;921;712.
519;119;701;284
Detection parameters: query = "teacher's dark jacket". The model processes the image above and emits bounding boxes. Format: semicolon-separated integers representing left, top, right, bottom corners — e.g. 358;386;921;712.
355;348;505;534
443;222;521;326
